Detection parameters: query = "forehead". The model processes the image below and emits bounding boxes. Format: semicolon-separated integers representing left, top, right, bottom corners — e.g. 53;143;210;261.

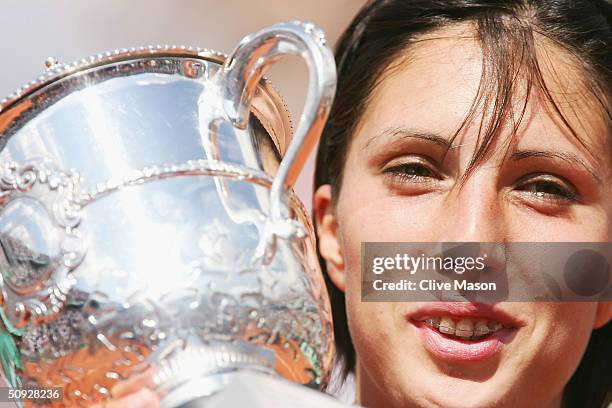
355;23;609;163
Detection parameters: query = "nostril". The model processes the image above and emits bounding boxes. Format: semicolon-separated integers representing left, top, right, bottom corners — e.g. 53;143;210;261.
441;242;482;260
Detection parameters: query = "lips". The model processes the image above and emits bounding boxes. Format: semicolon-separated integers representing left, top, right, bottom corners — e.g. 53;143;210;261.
407;302;522;363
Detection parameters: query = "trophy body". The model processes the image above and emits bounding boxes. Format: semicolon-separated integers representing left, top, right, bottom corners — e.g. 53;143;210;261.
0;22;335;407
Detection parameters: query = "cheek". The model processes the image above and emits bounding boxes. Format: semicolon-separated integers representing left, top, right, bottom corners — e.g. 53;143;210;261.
337;194;448;245
345;301;391;356
335;194;414;383
507;205;611;241
344;291;409;393
542;302;596;342
527;303;596;386
337;154;447;243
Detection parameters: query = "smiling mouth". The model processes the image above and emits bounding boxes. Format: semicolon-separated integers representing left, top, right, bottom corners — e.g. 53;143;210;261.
407;303;521;362
418;316;510;342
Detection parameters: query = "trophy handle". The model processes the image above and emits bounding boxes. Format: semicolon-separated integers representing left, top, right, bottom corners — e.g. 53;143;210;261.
221;20;336;221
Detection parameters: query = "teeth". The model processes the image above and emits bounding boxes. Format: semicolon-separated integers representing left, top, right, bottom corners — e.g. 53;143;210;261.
455;319;474;338
488;321;503;332
474;319;490;336
422;316;507;340
424;317;441;328
439;317;455;335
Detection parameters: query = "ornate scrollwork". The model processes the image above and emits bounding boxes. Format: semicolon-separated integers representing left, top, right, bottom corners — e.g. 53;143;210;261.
0;159;85;327
0;157;331;404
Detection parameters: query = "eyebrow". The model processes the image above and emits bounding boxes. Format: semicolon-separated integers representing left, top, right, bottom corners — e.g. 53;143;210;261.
363;127;452;151
364;127;604;184
510;150;602;185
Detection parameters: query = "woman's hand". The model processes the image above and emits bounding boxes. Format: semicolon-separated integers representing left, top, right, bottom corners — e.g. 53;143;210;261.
91;366;160;408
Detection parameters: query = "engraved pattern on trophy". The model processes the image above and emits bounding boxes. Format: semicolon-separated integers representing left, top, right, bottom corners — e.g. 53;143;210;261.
0;162;329;404
0;160;328;406
0;20;335;408
0;159;85;326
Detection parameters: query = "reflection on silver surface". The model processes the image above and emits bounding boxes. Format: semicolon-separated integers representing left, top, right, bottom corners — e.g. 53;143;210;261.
0;21;335;407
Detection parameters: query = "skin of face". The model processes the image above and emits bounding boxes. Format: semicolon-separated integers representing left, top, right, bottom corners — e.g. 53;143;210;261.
314;24;612;408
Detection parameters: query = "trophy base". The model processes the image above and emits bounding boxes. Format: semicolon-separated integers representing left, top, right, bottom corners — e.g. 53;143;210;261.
160;371;238;408
175;397;210;408
164;370;352;408
152;336;277;408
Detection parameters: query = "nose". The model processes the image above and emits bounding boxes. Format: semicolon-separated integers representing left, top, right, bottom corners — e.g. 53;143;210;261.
436;170;509;301
439;169;506;244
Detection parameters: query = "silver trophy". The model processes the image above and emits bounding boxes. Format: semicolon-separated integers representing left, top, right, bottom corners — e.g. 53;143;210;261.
0;21;336;407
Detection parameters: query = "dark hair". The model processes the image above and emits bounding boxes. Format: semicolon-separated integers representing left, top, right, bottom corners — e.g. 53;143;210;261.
313;0;612;406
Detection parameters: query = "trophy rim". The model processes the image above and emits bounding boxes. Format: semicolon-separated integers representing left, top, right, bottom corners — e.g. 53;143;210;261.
0;45;293;157
0;44;314;241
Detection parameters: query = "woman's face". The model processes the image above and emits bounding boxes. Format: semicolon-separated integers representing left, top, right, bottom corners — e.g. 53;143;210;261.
315;26;612;408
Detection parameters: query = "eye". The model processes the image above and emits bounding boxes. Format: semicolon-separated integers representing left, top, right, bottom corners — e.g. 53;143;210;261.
383;159;442;184
514;174;578;203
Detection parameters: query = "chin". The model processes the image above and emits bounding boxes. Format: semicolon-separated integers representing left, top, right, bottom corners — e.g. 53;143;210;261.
405;384;515;408
387;366;526;408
